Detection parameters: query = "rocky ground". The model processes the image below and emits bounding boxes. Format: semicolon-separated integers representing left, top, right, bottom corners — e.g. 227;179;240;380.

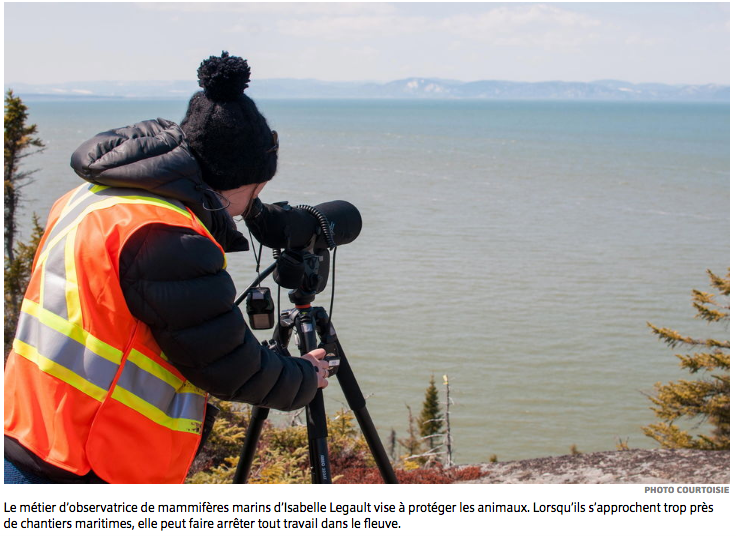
459;449;730;484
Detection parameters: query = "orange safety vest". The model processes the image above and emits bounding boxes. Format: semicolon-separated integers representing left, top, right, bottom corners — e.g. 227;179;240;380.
4;183;224;483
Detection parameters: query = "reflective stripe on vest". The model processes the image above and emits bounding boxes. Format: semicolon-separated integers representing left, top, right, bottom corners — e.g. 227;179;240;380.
13;186;207;435
13;304;204;429
38;184;191;259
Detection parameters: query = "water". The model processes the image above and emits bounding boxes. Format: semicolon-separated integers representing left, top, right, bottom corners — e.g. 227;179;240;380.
19;98;730;463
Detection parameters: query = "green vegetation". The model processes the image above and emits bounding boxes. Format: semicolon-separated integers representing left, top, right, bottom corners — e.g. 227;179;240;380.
4;90;45;356
187;376;477;483
643;270;730;450
4;216;44;356
397;375;451;469
187;402;372;484
396;405;421;464
418;375;444;451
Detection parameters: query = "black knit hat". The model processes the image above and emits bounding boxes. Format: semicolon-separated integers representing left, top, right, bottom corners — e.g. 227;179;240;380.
181;52;277;190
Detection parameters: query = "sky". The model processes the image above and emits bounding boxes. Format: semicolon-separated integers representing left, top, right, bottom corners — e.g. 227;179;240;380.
3;2;731;86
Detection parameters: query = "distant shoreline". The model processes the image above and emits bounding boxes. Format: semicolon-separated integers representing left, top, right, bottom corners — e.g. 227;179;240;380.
6;77;729;102
11;94;731;105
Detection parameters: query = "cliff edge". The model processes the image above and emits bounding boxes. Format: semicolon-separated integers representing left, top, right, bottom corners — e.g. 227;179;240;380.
460;449;730;484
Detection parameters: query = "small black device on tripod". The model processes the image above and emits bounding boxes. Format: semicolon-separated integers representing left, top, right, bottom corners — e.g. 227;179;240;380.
231;199;398;484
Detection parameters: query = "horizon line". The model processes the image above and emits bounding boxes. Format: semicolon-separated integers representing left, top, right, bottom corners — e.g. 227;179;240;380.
5;77;730;88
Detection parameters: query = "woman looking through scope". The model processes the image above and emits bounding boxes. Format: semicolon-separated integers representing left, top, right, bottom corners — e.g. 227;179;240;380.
4;52;330;484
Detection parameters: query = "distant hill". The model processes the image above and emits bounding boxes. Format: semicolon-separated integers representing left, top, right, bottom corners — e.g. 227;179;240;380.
6;78;729;101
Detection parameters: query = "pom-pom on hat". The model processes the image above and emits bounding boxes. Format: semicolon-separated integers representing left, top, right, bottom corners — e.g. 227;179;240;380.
181;51;277;191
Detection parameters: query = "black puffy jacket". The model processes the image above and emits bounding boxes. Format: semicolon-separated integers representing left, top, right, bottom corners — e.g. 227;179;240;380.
70;118;318;410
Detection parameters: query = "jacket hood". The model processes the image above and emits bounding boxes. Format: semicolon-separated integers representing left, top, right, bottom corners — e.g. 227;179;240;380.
70;118;248;252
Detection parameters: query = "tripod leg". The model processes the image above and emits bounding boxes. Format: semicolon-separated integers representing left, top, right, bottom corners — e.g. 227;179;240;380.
306;390;332;483
233;405;270;483
335;340;399;484
295;309;332;483
233;313;296;484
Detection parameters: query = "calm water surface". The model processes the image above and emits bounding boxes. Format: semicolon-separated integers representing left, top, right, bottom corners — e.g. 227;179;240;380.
20;98;729;463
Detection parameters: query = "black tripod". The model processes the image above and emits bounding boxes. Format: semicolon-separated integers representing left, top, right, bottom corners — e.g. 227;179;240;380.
232;261;398;484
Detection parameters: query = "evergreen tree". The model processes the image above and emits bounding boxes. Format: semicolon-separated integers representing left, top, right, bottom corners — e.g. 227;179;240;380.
418;375;444;451
4;90;45;357
4;215;44;356
5;89;44;262
398;404;422;461
643;270;729;450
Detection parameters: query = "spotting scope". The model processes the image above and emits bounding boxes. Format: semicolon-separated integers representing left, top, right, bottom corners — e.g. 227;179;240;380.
244;198;362;251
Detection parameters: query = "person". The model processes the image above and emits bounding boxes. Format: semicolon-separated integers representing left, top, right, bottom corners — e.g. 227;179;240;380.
4;52;329;484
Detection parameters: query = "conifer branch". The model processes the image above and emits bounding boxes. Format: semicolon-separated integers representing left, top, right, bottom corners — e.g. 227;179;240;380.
643;270;729;450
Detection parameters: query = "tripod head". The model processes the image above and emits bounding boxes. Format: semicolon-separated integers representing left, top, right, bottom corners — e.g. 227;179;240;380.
284;249;329;306
272;247;331;298
243;247;329;326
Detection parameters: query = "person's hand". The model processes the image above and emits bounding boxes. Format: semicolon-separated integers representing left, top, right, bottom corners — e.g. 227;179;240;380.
300;348;329;389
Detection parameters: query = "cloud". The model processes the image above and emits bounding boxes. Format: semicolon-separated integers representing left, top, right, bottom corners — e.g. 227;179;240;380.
450;3;601;30
438;4;601;46
221;22;265;35
276;14;430;40
257;44;381;79
624;34;667;47
269;3;601;48
6;2;727;85
136;2;396;16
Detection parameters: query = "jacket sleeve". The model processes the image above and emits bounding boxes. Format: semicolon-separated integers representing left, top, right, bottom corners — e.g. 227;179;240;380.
119;223;318;410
